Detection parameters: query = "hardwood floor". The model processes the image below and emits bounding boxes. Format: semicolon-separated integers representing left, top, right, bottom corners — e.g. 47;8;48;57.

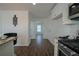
14;39;54;56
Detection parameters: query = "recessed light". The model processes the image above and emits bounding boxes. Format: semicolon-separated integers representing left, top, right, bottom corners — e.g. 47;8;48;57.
33;3;36;5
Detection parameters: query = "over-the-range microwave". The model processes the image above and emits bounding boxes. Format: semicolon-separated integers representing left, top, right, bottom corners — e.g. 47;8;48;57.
69;3;79;20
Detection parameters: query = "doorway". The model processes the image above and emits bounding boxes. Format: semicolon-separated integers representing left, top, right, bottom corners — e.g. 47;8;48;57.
36;23;43;45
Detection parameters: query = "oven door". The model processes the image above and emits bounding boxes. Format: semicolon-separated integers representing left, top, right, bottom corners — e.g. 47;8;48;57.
58;42;79;56
58;49;66;56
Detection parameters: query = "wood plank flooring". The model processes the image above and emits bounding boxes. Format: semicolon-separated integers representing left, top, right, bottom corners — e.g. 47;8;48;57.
14;39;54;56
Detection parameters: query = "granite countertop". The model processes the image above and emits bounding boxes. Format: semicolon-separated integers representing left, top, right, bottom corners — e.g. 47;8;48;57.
0;37;16;46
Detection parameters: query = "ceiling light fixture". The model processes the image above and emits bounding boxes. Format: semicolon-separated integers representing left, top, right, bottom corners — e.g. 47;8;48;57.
33;3;36;5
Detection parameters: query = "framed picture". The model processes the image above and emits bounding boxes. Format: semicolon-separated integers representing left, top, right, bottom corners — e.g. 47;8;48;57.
13;15;18;26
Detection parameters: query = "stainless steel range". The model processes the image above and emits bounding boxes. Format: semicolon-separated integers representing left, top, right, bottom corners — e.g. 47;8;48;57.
58;39;79;56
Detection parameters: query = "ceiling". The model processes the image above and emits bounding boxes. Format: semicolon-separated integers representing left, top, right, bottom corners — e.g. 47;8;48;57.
0;3;56;18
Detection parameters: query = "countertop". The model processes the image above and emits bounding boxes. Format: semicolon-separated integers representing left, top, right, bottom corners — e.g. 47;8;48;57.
0;37;16;46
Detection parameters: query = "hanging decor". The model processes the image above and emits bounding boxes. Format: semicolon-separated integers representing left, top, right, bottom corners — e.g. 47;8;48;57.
13;14;18;26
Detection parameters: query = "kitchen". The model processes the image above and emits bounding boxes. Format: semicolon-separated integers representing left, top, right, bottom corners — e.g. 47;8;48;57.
53;3;79;56
0;3;79;56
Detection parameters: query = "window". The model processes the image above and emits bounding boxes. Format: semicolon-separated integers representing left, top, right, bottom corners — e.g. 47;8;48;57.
36;24;42;32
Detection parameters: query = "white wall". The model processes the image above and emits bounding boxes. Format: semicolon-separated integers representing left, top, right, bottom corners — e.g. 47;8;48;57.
0;10;30;46
0;13;2;36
